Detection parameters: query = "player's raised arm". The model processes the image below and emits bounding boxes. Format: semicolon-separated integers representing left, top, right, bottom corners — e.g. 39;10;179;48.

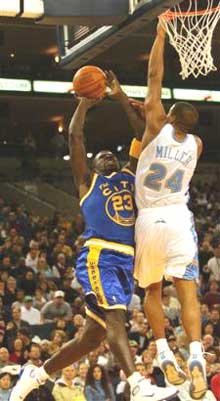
105;70;145;139
105;70;144;173
142;20;167;149
68;98;98;198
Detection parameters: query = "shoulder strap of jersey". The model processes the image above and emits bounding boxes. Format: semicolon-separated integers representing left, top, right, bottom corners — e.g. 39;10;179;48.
121;167;135;177
79;173;98;207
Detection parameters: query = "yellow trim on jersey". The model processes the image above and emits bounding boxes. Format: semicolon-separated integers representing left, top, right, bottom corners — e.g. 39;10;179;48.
104;172;117;178
121;167;135;177
85;307;107;329
79;173;98;207
85;238;134;256
86;246;109;307
101;304;127;311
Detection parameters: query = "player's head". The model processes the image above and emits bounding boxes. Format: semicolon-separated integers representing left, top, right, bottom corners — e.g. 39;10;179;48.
167;102;199;133
92;150;120;175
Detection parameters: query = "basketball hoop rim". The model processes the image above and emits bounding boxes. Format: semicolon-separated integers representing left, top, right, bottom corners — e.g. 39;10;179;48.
160;5;220;19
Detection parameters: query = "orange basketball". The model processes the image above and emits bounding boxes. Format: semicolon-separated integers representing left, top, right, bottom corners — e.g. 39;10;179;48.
73;66;106;99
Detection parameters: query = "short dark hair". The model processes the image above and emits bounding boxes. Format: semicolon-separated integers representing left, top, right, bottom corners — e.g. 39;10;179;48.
170;102;199;133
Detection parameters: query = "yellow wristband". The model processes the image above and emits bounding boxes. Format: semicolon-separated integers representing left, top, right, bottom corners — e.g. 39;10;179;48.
129;138;142;159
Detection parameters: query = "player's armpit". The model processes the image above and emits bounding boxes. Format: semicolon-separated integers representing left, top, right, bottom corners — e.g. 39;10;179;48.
141;104;167;150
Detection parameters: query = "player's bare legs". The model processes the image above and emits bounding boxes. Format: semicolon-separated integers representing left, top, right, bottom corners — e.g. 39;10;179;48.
144;282;186;386
174;278;207;399
44;317;106;374
144;282;164;338
106;309;136;376
10;309;178;401
46;310;135;377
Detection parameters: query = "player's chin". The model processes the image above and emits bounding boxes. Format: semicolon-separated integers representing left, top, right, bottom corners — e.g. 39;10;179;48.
101;166;117;175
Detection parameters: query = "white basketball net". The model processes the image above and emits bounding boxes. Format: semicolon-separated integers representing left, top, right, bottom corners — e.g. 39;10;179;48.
160;0;220;79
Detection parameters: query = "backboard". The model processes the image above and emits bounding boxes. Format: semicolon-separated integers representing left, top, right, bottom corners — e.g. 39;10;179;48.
56;0;181;69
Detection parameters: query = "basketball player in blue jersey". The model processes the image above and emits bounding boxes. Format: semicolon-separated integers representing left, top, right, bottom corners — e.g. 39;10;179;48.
134;22;206;399
10;73;177;401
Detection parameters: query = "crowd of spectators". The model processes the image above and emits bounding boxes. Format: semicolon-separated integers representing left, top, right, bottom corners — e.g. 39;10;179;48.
0;182;219;401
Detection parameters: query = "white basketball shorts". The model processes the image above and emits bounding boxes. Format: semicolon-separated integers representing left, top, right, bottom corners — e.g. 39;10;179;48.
134;204;199;288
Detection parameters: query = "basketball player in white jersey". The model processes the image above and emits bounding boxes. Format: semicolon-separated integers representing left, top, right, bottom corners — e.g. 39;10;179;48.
134;22;207;400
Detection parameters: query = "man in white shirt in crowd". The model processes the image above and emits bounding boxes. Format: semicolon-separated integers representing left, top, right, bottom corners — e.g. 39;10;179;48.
21;296;41;325
25;244;39;273
206;244;220;283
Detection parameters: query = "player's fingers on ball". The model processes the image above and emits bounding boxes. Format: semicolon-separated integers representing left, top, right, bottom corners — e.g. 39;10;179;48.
109;70;117;81
105;72;112;87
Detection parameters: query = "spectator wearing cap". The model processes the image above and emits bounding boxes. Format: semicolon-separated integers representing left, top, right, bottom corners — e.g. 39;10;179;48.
0;372;12;401
41;291;72;323
21;296;41;325
167;335;178;352
128;340;142;364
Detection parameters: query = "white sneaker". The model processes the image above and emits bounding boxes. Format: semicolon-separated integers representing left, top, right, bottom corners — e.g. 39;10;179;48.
158;350;187;385
188;354;207;399
129;372;178;401
9;365;44;401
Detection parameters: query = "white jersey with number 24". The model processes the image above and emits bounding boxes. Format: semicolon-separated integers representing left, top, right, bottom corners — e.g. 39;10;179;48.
135;123;198;209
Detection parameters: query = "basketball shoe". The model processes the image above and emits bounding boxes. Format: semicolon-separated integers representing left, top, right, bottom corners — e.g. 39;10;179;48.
10;366;178;401
128;371;178;401
187;354;207;399
157;349;187;385
9;365;48;401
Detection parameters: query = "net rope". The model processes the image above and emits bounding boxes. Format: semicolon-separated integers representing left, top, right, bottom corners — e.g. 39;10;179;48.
160;0;220;79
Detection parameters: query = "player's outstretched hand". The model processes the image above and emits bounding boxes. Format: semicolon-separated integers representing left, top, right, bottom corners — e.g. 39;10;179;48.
129;98;145;121
105;70;123;99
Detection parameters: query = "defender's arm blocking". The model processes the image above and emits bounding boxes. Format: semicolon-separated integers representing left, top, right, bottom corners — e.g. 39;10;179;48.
142;21;167;149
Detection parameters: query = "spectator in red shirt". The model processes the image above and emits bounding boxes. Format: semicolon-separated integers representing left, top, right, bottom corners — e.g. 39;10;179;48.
211;372;220;400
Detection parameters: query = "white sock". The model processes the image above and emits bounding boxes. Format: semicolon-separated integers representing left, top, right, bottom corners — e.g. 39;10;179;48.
37;366;50;382
189;341;203;356
156;338;170;354
127;371;142;388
